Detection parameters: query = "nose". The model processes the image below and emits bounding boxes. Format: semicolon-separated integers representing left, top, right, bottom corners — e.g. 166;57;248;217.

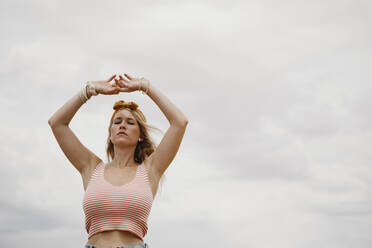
119;123;127;130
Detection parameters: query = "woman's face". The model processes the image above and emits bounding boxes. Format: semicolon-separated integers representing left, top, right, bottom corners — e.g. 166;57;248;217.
110;109;141;147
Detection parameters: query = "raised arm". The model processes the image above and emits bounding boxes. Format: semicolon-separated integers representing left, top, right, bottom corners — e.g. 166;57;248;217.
118;74;189;180
48;75;119;174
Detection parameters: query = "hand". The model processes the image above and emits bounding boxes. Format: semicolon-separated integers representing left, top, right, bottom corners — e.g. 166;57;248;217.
89;74;121;96
114;73;149;93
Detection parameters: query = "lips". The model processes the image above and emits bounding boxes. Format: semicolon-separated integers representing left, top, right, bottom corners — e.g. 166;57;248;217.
117;131;127;136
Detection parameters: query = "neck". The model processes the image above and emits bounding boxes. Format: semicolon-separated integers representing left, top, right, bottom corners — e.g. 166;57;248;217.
111;146;137;168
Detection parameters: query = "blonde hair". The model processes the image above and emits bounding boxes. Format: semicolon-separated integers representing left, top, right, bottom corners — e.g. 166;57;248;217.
106;100;165;198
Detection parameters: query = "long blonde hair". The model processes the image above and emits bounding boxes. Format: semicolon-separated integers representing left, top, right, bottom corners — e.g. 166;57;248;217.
106;100;165;197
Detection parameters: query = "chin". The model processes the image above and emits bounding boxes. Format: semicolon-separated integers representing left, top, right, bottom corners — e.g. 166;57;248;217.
114;141;136;146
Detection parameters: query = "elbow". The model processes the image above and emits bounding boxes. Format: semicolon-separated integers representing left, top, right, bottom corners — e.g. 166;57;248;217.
48;117;59;127
180;113;189;126
171;112;189;127
48;118;53;127
178;118;189;127
171;118;188;127
183;119;189;126
48;118;68;127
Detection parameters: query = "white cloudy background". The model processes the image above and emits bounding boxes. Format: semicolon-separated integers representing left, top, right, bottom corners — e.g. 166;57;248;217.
1;0;371;247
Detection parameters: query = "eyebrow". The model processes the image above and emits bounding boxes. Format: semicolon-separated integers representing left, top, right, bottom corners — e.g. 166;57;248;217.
114;117;134;121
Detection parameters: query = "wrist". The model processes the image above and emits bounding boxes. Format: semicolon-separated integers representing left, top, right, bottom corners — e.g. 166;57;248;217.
140;80;150;95
86;81;98;98
80;81;97;104
137;82;142;92
80;82;89;103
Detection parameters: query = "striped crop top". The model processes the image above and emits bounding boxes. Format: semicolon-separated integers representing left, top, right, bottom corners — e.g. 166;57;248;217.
82;161;154;241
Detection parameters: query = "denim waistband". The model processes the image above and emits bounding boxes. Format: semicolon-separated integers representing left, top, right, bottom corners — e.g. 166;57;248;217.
85;242;149;248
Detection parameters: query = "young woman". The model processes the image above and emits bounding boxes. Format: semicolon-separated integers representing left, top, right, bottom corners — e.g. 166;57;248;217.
48;74;188;248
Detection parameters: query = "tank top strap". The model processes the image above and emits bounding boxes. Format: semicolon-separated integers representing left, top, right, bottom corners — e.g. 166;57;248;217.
138;161;151;184
91;161;105;181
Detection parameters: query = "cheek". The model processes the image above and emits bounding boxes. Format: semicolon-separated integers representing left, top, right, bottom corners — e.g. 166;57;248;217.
129;127;140;135
110;126;116;136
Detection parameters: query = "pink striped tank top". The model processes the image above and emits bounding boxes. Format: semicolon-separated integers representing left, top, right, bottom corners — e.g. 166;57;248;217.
82;161;154;241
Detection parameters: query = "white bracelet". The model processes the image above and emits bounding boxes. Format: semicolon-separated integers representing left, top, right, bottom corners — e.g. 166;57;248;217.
80;81;95;104
87;81;98;97
79;82;88;104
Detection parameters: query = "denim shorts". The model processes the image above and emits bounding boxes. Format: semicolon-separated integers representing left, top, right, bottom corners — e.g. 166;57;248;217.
85;242;149;248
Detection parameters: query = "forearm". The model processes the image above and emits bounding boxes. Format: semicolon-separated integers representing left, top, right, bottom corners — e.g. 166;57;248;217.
143;82;188;126
48;89;90;127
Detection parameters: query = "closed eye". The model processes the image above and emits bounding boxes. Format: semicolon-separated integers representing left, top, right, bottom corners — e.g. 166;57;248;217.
114;121;134;125
114;117;136;125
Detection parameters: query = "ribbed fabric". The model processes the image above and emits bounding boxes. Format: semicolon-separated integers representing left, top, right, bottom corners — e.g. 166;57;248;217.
82;161;154;241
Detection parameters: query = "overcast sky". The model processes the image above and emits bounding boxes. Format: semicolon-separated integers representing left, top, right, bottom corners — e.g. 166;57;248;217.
1;0;371;247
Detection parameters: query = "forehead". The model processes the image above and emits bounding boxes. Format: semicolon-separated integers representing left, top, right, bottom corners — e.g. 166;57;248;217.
113;109;135;119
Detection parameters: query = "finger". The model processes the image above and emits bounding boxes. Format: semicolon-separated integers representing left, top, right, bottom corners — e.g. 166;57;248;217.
112;83;120;88
108;74;116;82
120;80;129;87
115;78;126;87
124;73;133;80
111;85;121;93
119;75;130;83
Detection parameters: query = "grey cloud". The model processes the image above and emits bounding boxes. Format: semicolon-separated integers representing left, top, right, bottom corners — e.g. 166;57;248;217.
1;0;371;247
0;200;63;234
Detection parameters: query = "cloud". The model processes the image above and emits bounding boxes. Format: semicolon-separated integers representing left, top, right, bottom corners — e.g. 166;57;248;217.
1;0;371;247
